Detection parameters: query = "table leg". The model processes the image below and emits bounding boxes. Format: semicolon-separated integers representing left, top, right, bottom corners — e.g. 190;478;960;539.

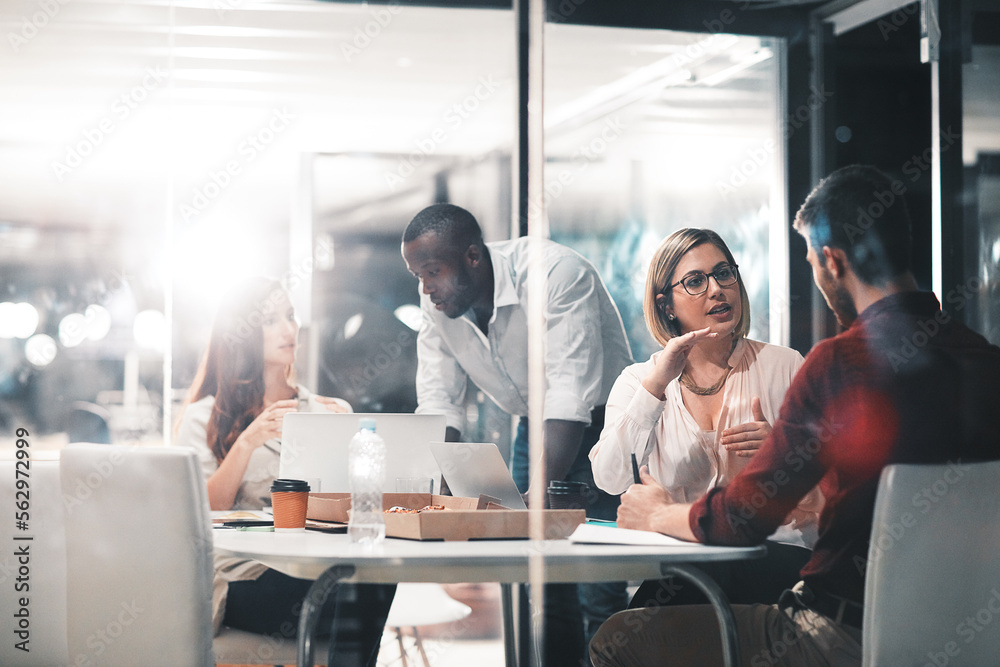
660;564;741;667
500;583;518;667
297;564;356;667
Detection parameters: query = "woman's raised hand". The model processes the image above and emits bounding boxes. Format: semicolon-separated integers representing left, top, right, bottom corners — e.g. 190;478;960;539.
641;327;718;400
235;398;299;452
314;395;351;413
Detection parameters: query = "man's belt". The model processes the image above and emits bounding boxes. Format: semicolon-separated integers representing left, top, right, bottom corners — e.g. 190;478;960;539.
791;581;864;630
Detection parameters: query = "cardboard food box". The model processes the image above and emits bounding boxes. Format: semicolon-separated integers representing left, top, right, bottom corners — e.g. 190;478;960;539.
306;493;585;541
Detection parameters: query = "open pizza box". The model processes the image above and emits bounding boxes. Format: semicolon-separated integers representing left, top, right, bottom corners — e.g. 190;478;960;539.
306;492;585;541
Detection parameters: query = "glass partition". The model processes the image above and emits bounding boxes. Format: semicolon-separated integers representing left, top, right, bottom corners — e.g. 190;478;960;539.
544;25;786;361
0;3;788;454
963;35;1000;346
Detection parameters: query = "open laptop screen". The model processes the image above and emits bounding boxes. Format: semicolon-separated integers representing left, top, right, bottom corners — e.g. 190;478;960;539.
430;442;526;510
279;412;446;493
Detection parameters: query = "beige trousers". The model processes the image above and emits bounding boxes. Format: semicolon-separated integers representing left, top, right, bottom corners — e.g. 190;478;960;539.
590;601;862;667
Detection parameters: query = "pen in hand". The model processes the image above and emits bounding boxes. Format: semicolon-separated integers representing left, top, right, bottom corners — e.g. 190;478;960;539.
631;453;641;484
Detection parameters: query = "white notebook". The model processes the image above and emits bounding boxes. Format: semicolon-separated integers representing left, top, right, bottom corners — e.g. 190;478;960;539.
569;523;693;547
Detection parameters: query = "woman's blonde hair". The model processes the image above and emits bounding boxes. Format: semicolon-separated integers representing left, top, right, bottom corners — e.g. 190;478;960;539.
643;228;751;346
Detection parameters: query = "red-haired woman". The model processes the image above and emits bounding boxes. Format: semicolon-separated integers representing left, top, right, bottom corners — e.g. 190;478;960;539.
176;276;393;666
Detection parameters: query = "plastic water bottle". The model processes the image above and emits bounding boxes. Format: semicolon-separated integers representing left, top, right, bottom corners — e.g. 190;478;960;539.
348;418;386;545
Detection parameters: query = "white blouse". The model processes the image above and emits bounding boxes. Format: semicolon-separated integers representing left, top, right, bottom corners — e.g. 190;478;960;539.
175;385;350;633
589;338;821;547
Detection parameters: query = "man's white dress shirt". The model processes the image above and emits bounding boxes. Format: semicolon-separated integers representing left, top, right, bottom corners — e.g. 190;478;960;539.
414;237;633;431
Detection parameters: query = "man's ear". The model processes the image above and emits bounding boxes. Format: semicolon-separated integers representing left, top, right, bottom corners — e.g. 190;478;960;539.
465;243;481;267
821;246;849;279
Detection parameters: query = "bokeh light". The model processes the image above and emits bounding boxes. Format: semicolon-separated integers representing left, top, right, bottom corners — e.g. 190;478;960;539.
25;334;58;367
134;309;167;350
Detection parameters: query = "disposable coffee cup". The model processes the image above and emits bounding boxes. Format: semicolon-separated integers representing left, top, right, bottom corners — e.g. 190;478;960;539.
547;480;590;510
270;478;311;532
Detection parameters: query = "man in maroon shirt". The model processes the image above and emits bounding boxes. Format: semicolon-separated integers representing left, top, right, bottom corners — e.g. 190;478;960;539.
590;165;1000;666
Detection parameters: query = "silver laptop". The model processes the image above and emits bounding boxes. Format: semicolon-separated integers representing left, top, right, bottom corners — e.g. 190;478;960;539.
279;412;446;493
429;442;527;510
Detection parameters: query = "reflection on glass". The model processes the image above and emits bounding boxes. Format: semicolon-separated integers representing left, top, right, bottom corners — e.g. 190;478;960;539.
963;42;1000;346
545;26;783;361
0;5;787;464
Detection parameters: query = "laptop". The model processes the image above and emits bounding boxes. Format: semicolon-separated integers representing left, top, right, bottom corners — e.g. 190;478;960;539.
429;442;527;510
279;412;447;493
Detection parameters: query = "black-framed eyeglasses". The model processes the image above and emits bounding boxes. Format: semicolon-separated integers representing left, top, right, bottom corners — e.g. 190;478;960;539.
667;264;740;296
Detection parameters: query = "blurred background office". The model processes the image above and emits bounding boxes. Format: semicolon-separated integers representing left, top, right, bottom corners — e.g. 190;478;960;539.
0;0;997;454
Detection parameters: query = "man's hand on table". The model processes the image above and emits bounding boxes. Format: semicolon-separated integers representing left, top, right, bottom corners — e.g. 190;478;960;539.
618;466;697;542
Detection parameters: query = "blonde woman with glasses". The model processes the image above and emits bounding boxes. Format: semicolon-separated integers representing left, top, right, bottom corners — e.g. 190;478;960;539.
589;228;822;608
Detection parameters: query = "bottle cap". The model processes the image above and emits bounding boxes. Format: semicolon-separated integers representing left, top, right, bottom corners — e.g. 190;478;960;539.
358;417;376;431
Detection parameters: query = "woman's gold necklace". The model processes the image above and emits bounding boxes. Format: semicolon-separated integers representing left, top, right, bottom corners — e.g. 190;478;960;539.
679;366;732;396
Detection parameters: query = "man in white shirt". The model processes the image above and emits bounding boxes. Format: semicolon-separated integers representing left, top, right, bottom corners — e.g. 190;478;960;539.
401;203;633;666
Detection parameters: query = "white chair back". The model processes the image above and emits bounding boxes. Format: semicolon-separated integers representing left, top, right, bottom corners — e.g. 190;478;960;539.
0;458;68;665
863;460;1000;666
61;444;215;666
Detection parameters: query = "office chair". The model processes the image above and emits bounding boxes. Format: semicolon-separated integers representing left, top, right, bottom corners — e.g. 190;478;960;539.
863;460;1000;666
382;583;472;667
60;444;323;666
64;400;113;444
